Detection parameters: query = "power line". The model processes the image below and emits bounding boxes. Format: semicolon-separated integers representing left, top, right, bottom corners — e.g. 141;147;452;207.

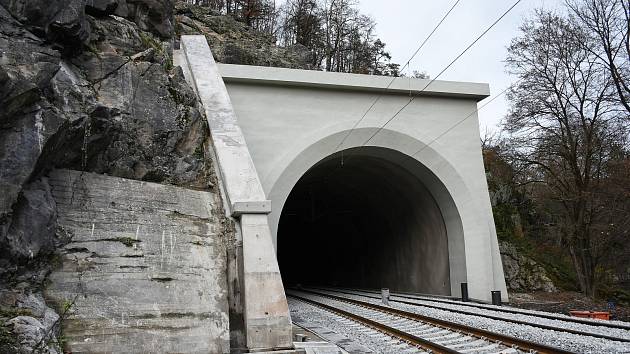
411;81;517;158
331;0;462;153
361;0;523;147
320;0;522;184
400;0;462;75
318;82;514;185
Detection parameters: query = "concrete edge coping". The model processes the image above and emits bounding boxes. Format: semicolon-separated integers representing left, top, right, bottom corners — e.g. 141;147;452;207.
180;35;269;215
218;63;490;101
232;201;272;216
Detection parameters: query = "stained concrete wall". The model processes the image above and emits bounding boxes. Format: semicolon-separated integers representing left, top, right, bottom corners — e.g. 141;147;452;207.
45;169;230;353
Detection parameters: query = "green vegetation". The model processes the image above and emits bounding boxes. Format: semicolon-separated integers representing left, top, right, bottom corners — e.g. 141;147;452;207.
0;325;17;352
113;237;140;247
138;32;173;71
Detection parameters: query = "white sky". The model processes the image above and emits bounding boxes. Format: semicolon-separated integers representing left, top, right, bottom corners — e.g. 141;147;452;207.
358;0;564;135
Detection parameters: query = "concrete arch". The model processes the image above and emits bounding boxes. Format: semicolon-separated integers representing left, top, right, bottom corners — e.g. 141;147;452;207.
173;37;507;353
267;127;470;295
215;61;508;300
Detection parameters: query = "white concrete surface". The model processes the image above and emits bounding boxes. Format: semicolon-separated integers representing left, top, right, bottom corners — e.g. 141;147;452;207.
177;35;507;305
179;35;293;352
216;63;507;302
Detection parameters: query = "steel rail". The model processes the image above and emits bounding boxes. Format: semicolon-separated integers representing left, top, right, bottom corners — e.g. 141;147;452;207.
293;288;575;354
288;292;460;354
334;286;630;331
311;287;630;343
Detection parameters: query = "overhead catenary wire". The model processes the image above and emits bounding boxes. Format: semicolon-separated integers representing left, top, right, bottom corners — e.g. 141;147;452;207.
411;81;518;158
315;82;513;186
360;0;523;147
318;0;523;184
331;0;462;154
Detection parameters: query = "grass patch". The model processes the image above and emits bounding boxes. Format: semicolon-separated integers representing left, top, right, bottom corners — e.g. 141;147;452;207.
139;32;173;71
0;307;34;318
0;324;18;352
114;237;139;247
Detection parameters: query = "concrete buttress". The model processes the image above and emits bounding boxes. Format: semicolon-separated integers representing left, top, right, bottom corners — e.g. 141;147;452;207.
178;35;294;352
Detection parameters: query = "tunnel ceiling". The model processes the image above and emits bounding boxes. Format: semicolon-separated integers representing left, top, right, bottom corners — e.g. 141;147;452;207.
277;147;451;295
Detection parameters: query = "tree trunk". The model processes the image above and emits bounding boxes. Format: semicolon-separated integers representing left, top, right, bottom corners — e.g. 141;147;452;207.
568;231;596;297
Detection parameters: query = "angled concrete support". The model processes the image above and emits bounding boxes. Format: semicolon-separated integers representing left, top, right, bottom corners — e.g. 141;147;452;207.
179;35;293;352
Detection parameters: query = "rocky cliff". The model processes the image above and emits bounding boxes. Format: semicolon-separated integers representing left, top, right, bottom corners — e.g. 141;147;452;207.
0;1;225;352
174;2;311;69
500;241;557;293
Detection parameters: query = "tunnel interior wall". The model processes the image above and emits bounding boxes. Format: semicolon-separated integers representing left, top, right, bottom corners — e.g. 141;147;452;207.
277;148;451;295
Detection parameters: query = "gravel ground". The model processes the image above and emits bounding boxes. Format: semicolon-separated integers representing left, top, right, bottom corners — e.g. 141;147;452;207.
288;297;425;354
339;289;630;339
329;287;630;328
391;291;630;328
313;289;630;354
509;291;630;322
289;290;523;354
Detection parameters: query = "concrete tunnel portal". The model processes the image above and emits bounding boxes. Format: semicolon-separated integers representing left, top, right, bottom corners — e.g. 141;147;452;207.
277;146;457;295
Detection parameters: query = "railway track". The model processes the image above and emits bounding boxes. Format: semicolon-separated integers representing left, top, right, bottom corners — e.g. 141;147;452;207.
287;289;573;354
309;287;630;343
330;286;630;331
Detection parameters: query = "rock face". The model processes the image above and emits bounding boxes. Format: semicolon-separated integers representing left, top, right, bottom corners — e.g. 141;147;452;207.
0;0;207;253
1;292;61;354
0;1;226;352
0;0;211;261
4;179;58;261
45;169;230;353
500;241;557;293
175;2;312;69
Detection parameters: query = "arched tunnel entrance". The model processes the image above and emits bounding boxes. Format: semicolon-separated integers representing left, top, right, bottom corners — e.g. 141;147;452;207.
277;147;453;295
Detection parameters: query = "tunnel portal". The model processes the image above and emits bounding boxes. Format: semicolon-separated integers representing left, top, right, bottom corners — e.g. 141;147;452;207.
277;147;451;295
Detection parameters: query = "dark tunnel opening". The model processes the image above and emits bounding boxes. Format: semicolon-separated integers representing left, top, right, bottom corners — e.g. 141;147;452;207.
277;147;451;295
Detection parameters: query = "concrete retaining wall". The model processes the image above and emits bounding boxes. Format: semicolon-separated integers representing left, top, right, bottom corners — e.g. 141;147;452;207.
45;169;230;353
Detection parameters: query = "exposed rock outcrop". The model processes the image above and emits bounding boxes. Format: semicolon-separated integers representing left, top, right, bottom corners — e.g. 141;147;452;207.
0;0;218;352
500;241;557;293
1;291;61;354
174;2;312;69
0;0;210;261
43;169;230;352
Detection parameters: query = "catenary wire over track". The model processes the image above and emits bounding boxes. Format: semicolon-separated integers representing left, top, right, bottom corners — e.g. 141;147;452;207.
411;81;518;158
358;0;523;148
302;0;523;189
331;0;462;154
312;82;516;187
320;0;523;184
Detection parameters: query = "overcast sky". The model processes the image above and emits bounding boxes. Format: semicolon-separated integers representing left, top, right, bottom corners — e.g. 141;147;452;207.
358;0;563;135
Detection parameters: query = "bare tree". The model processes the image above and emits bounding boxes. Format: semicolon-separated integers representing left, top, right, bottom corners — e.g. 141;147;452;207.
504;10;628;296
566;0;630;114
277;0;397;75
278;0;323;66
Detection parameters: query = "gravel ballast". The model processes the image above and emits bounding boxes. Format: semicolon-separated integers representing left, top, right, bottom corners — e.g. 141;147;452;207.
337;288;630;339
288;297;424;354
311;289;630;354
